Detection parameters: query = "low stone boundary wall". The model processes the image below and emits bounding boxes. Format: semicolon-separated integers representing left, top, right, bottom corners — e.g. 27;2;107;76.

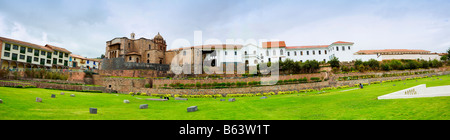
0;80;114;93
124;70;450;96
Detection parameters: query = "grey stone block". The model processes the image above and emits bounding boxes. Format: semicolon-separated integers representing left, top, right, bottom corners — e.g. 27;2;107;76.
70;94;75;97
90;108;97;114
175;97;188;101
0;99;3;104
139;104;148;109
36;97;42;102
260;96;267;99
51;94;56;98
187;106;198;112
220;99;225;101
60;92;65;95
228;98;236;102
123;100;130;103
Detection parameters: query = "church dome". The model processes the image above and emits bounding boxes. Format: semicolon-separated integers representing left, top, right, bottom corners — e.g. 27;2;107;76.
154;32;163;40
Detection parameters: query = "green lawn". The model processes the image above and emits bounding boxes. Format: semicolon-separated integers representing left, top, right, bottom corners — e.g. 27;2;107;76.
0;75;449;120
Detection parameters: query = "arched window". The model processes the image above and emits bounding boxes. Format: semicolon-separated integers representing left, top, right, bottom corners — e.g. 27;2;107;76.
280;49;283;55
147;59;150;63
245;51;247;55
136;58;139;63
266;50;269;56
253;51;256;54
147;53;150;58
129;56;132;60
149;45;151;50
273;50;276;56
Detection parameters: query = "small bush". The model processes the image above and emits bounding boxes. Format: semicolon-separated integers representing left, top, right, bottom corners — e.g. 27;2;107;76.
129;92;134;95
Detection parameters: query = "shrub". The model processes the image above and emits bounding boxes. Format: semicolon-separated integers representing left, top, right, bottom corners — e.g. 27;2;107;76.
145;84;151;88
129;92;134;95
141;92;147;96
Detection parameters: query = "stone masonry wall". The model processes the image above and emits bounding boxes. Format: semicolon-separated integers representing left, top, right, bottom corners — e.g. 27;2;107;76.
151;73;326;87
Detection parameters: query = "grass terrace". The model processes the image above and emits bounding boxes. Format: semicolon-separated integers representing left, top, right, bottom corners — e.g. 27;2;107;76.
0;74;449;120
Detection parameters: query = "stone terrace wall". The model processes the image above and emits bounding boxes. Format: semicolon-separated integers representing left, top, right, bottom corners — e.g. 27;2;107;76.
102;58;170;71
151;73;326;87
129;70;450;95
92;75;149;92
99;69;171;78
0;80;114;93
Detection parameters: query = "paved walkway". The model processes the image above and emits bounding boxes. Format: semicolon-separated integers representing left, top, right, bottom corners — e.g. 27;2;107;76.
378;84;450;99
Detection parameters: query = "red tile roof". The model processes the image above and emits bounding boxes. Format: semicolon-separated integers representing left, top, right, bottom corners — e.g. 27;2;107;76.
0;36;53;52
45;44;71;53
332;41;354;44
356;49;430;54
262;41;286;48
286;45;329;49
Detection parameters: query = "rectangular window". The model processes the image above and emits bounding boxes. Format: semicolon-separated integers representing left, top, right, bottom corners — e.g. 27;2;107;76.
93;61;96;65
336;47;339;51
47;59;51;64
53;58;57;64
34;57;39;62
12;53;18;61
13;45;19;50
64;53;68;57
325;50;327;55
59;59;63;63
27;48;33;53
342;46;345;51
5;43;11;51
312;51;315;55
225;51;227;55
348;46;350;50
41;51;46;56
307;51;309;55
40;58;45;65
27;56;32;63
59;52;63;58
319;50;321;55
300;51;303;56
47;53;52;59
34;50;40;56
234;51;237;55
54;51;58;55
64;60;68;66
4;52;10;57
20;46;26;54
87;60;89;64
19;54;25;60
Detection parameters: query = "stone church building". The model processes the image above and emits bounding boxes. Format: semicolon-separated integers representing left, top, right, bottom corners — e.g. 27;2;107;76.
105;32;170;65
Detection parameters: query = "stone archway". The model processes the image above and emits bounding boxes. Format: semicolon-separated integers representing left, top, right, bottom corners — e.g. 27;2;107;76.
10;61;17;69
17;63;24;70
1;60;9;69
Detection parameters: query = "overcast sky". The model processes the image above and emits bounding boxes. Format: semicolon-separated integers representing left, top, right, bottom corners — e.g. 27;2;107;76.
0;0;449;58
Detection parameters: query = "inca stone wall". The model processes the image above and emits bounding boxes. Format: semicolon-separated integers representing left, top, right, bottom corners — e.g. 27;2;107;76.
101;58;170;71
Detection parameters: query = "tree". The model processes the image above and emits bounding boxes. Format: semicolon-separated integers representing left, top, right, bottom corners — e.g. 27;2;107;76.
367;59;380;70
354;59;363;68
381;63;391;71
441;55;449;61
389;60;403;70
329;56;340;68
